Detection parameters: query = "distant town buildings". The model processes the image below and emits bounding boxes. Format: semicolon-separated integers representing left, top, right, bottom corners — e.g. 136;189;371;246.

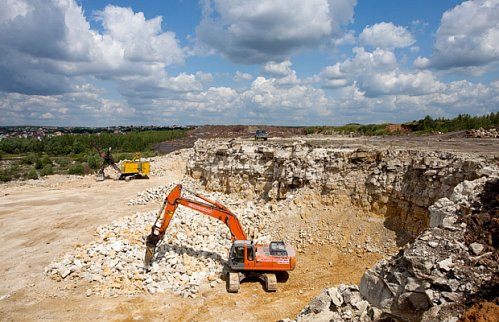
0;125;194;141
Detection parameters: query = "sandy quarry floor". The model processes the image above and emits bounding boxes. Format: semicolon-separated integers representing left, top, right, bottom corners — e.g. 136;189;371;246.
1;134;498;322
0;158;395;322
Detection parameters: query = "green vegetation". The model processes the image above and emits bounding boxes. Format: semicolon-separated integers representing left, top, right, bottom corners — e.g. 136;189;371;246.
55;157;69;167
68;165;85;175
21;154;38;165
0;129;187;155
27;169;38;180
305;123;391;136
42;156;52;166
0;169;14;182
412;113;499;134
117;153;135;162
87;155;99;169
35;158;43;169
39;164;54;177
305;112;499;136
0;165;22;182
0;129;186;182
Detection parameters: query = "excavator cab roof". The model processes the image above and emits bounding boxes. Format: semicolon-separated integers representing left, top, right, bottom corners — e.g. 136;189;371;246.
233;240;252;246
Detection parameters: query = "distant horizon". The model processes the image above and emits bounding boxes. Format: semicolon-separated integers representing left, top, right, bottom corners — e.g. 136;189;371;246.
1;0;499;126
1;109;499;130
2;112;498;131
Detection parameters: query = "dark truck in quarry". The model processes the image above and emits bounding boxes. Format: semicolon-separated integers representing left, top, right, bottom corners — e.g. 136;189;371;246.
255;129;268;140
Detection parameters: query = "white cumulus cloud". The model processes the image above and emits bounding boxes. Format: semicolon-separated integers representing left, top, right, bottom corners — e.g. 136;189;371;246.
0;0;186;96
196;72;215;84
414;0;499;74
261;60;294;76
358;70;447;97
320;47;398;88
359;22;415;49
233;71;253;82
195;0;357;64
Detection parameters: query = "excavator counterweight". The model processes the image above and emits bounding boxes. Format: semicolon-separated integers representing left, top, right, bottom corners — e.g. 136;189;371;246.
144;184;296;292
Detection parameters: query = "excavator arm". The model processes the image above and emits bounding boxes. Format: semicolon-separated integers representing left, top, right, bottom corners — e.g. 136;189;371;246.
90;141;121;173
144;184;247;265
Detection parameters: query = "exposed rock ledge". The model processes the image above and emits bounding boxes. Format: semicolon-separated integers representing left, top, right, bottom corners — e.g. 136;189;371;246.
283;177;499;322
187;139;497;237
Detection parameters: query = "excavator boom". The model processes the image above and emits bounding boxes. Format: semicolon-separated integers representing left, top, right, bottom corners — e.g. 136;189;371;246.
145;184;247;264
90;141;121;174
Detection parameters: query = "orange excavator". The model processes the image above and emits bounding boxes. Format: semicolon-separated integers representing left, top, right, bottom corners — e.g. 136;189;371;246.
144;184;296;292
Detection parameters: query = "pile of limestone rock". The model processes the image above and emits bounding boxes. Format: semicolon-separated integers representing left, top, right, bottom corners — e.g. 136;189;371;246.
287;176;499;322
127;178;273;242
147;149;191;177
466;127;499;138
280;284;379;322
45;178;274;298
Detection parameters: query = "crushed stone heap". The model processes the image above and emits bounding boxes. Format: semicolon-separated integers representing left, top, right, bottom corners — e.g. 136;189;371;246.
466;127;499;138
45;178;274;298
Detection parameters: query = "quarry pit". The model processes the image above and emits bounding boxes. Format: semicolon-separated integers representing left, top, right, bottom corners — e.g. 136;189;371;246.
1;134;498;321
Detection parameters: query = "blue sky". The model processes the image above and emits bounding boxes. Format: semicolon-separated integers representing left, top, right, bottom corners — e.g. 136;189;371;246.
1;0;498;126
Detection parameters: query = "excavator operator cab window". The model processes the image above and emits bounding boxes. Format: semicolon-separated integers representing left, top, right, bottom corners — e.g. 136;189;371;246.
233;247;245;263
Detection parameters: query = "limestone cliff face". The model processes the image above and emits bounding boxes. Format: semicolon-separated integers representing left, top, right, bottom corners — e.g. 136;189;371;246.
289;177;499;322
186;139;494;237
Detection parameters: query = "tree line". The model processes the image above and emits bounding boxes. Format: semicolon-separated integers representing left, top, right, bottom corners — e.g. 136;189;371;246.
304;111;499;136
0;129;187;156
415;113;499;133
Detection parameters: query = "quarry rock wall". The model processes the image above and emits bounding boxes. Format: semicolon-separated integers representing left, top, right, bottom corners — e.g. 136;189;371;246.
187;139;496;237
289;176;499;322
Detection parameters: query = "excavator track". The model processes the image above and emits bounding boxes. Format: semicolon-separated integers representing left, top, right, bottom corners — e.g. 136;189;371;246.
263;273;277;292
227;271;277;292
228;272;241;293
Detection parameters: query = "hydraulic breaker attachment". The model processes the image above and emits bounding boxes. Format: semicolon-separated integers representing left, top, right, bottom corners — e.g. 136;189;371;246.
144;234;160;267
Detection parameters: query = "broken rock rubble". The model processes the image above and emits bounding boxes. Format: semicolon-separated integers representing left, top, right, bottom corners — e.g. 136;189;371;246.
279;284;381;322
45;179;275;298
288;176;499;322
466;127;499;138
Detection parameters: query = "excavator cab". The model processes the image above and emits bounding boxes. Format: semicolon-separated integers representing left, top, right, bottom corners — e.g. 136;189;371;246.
229;240;252;269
